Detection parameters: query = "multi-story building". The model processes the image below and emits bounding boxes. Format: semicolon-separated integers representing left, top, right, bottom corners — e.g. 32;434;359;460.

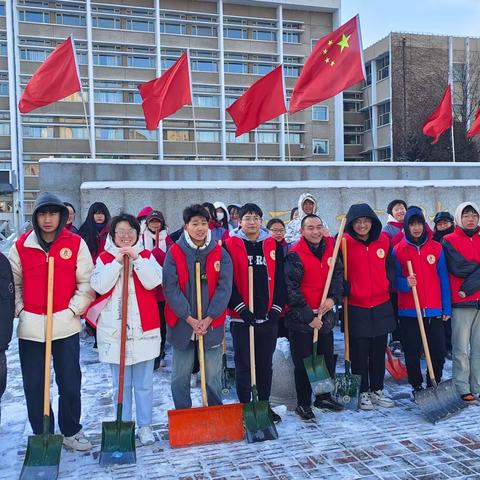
1;0;344;226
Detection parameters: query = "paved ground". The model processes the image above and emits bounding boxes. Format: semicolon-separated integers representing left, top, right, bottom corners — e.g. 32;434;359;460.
2;327;480;480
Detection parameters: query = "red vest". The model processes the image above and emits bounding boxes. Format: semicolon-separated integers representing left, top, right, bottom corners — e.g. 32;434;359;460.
225;235;276;318
16;229;81;314
164;243;226;328
85;250;160;332
289;236;334;310
443;226;480;303
394;238;443;311
344;232;391;308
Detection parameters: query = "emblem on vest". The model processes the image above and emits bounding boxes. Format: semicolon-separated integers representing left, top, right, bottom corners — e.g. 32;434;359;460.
214;260;221;272
427;254;436;264
59;248;73;260
270;250;276;260
376;248;385;259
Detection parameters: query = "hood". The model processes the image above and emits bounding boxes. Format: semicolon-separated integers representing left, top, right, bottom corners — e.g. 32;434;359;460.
104;233;143;257
297;193;318;220
345;203;382;242
177;229;216;256
433;211;454;226
234;226;270;242
404;206;427;245
32;192;69;251
454;201;480;228
213;201;230;222
137;205;153;220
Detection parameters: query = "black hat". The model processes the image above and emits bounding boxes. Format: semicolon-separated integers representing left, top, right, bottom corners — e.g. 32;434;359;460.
146;210;165;224
433;211;454;225
387;199;407;215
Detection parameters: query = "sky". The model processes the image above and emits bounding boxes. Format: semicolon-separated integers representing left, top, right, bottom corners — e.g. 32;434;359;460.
342;0;480;47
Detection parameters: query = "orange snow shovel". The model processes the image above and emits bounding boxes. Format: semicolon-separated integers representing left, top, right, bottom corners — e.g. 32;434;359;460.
20;257;63;480
168;262;244;448
385;346;408;381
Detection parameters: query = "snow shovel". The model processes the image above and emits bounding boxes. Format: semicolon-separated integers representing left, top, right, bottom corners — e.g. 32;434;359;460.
221;325;235;396
99;257;136;465
333;238;361;410
304;217;346;395
20;257;63;480
168;262;244;448
385;346;408;381
407;261;466;423
244;265;278;443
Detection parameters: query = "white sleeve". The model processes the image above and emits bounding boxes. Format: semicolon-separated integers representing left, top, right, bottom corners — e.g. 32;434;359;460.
132;255;162;291
90;255;122;295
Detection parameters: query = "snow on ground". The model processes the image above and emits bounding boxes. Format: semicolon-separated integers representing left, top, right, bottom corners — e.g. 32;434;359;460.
2;325;480;480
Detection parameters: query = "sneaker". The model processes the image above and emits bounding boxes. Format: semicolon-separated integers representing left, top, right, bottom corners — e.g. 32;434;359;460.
314;394;344;412
389;341;402;357
358;392;374;411
63;430;92;451
190;373;198;388
370;389;395;408
138;426;155;446
295;405;316;422
269;406;281;424
461;393;477;403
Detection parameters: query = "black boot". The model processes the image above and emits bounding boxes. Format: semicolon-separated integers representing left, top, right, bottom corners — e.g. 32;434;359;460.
269;406;281;424
295;405;316;422
314;393;344;411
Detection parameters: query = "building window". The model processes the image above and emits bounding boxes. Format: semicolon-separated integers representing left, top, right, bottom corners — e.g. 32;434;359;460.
192;59;217;72
376;54;389;81
258;132;278;143
285;132;301;144
224;27;247;39
197;130;219;142
344;126;363;145
56;13;85;26
58;126;88;139
126;19;154;32
0;82;7;96
160;22;186;35
192;25;217;37
127;56;154;68
252;30;276;42
0;3;5;16
364;108;372;130
96;128;123;140
95;91;123;103
128;129;156;140
20;48;47;61
312;105;328;121
93;54;122;66
365;63;372;86
19;10;49;23
23;126;53;138
225;62;247;74
164;130;189;141
378;146;391;161
378;101;390;126
193;95;219;108
127;91;142;104
313;139;329;155
226;130;249;143
92;17;120;29
252;63;273;75
362;151;373;161
344;101;361;112
283;31;300;43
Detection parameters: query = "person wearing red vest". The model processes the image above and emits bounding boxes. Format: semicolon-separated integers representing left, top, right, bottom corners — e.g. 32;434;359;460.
344;204;396;411
442;201;480;403
393;206;451;399
8;192;95;451
87;213;162;446
225;203;285;423
284;214;343;422
163;204;233;410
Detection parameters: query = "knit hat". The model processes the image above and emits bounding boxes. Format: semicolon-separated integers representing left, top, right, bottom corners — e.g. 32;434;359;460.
137;205;153;220
433;211;454;225
387;199;407;215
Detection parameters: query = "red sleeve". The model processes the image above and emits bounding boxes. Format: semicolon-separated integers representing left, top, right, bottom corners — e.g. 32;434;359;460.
166;235;174;249
152;246;166;266
390;229;404;246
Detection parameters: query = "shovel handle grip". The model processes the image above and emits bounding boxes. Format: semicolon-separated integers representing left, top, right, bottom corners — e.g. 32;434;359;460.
196;262;208;407
248;266;257;387
118;257;130;405
43;257;55;417
341;237;351;362
407;261;437;387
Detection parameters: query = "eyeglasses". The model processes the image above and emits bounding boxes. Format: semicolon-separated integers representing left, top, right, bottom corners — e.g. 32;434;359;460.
269;228;285;234
115;229;136;237
461;213;479;219
242;216;261;223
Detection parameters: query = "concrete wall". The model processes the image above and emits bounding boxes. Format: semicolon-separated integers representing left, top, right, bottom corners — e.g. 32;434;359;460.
40;159;480;230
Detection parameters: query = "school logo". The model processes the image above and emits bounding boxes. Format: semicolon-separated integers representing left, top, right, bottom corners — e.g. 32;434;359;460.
270;250;276;260
376;248;385;259
214;260;221;272
427;254;436;264
59;248;72;260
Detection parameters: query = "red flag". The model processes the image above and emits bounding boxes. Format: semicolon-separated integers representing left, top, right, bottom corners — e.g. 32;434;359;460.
138;52;192;130
227;66;286;136
467;106;480;138
18;37;81;113
289;16;364;114
422;85;452;144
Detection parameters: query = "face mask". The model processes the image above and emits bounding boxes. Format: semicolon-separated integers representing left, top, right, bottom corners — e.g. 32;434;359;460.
216;212;225;221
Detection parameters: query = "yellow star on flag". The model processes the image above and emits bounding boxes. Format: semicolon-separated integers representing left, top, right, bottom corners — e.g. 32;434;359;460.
330;60;335;66
325;57;330;63
328;40;333;46
337;33;351;52
323;49;328;55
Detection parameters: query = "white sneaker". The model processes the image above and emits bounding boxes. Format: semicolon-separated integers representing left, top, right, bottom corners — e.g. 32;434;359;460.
138;426;155;446
190;373;198;388
358;392;374;411
370;389;395;408
63;430;92;451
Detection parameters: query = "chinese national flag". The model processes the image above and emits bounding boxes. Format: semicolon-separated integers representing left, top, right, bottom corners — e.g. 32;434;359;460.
18;37;81;113
227;65;286;136
467;106;480;138
422;85;452;144
289;16;364;114
138;52;192;130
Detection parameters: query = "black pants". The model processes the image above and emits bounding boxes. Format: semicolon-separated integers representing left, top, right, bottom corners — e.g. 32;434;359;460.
231;321;278;403
277;315;289;340
399;316;446;389
157;301;166;359
19;334;82;436
349;334;388;393
289;329;335;407
0;350;6;400
390;292;402;344
444;317;452;353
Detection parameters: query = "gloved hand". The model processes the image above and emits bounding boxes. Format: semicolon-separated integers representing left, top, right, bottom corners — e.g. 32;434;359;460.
240;308;255;326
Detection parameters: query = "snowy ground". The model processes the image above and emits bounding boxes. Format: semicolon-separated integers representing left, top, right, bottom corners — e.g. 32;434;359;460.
2;325;480;480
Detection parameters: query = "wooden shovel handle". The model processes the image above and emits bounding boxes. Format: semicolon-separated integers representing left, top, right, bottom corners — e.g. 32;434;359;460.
196;262;208;407
407;261;437;386
313;217;346;344
248;265;256;387
341;237;351;362
118;256;129;404
155;229;159;248
43;257;55;417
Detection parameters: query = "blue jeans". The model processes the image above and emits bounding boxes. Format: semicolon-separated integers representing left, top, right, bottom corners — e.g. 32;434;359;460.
110;359;154;427
171;341;222;409
452;307;480;395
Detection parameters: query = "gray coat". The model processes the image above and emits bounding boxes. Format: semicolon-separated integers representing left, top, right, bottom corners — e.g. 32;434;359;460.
163;233;233;350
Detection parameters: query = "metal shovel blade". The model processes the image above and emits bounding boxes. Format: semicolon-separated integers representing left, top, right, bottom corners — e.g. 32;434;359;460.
304;351;334;395
243;399;278;443
333;362;361;410
99;419;136;465
20;433;63;480
415;379;468;423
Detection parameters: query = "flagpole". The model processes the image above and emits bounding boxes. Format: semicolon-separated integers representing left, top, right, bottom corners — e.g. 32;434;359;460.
285;113;292;161
254;128;258;161
448;36;456;163
187;48;198;160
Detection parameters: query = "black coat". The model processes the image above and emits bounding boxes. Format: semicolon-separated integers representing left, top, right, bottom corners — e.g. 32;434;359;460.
0;253;14;351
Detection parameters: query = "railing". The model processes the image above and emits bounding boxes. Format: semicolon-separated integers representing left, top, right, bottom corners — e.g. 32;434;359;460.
0;221;31;253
